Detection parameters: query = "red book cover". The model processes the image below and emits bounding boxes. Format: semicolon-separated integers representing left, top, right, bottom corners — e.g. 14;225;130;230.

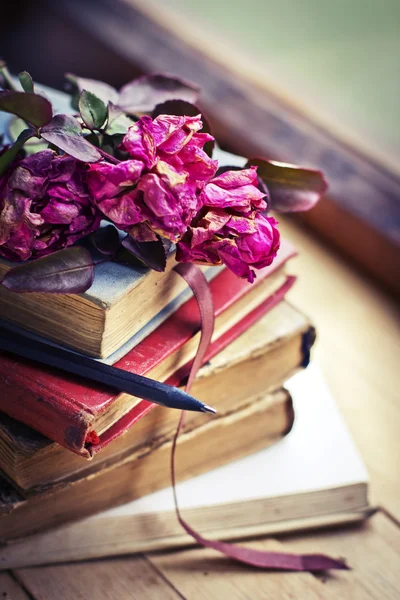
0;241;296;456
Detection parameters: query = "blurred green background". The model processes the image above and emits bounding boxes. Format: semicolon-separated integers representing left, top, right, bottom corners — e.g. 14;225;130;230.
156;0;400;168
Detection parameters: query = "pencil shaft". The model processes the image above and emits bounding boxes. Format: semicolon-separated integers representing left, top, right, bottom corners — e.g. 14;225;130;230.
0;327;213;413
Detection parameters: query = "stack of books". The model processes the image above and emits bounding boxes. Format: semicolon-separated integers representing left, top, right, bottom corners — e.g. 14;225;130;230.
0;67;374;571
0;119;373;566
0;213;311;542
0;366;373;569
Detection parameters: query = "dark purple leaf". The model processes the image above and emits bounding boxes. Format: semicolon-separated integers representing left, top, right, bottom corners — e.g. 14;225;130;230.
246;158;328;213
152;99;214;157
120;235;167;271
0;91;52;128
18;71;34;93
0;128;35;176
65;73;119;106
79;90;107;130
119;74;199;113
91;225;121;255
2;247;95;294
41;114;101;163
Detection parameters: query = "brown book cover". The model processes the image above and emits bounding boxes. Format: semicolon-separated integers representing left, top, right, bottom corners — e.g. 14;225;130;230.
0;367;373;570
0;387;294;542
0;301;313;492
0;243;295;457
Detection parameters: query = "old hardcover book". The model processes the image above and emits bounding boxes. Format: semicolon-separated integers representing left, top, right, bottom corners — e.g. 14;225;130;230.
0;253;199;358
0;366;373;568
0;386;294;542
0;91;257;358
0;88;190;359
0;301;313;491
0;242;295;457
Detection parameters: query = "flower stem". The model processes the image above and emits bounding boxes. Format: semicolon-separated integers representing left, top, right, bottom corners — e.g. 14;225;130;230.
97;147;120;164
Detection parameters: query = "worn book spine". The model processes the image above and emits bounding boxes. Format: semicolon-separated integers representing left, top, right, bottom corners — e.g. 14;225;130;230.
0;242;296;456
0;300;311;491
0;388;294;542
94;274;297;454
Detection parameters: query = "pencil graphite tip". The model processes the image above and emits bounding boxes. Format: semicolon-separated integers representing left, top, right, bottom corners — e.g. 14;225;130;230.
202;404;217;414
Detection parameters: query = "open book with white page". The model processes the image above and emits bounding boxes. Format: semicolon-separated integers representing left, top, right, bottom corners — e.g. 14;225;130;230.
0;365;374;569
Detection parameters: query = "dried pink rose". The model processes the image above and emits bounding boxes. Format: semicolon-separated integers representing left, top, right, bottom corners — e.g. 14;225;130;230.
0;150;101;261
200;167;267;214
87;114;218;241
176;169;280;282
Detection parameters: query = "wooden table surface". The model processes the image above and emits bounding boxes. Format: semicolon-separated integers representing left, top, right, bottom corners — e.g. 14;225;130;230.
1;219;399;599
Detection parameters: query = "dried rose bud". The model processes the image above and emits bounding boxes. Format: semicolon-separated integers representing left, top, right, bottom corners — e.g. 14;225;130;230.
0;150;101;261
176;168;280;282
87;114;218;242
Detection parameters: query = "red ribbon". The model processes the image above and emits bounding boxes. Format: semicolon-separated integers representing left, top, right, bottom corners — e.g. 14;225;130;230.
173;263;349;571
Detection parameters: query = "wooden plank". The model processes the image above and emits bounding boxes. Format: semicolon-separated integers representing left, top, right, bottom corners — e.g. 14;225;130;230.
148;513;400;600
148;539;338;600
280;219;400;520
281;513;400;600
0;573;31;600
12;514;400;600
15;557;182;600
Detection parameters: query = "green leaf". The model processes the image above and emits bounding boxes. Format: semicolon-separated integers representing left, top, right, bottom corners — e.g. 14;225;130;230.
79;90;107;130
118;74;199;113
0;91;52;127
105;102;133;135
152;99;214;157
0;61;18;91
40;114;101;163
8;116;48;155
65;73;119;106
18;71;34;93
102;134;125;156
0;129;35;176
1;247;95;294
245;158;328;213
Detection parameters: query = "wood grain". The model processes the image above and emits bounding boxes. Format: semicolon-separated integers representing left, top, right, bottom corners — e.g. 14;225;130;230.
148;513;400;600
0;573;31;600
280;513;400;600
148;540;339;600
15;557;181;600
